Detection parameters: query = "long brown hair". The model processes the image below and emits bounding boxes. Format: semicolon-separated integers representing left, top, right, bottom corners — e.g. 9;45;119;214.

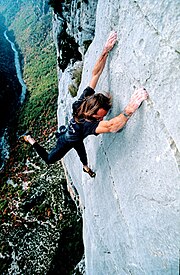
74;93;112;122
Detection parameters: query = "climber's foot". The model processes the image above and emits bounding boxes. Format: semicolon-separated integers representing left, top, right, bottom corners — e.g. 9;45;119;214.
24;135;36;145
83;166;96;178
19;132;35;145
23;135;30;142
19;130;31;139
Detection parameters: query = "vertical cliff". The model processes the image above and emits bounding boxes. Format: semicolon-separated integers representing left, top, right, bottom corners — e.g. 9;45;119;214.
55;0;180;274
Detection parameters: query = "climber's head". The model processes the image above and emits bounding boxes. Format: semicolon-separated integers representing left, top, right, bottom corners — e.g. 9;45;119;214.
75;93;112;121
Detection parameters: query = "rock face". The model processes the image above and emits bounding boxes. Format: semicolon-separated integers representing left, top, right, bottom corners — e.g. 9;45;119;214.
55;0;180;274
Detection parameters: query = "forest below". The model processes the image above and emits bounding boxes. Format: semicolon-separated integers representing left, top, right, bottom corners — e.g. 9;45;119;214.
0;1;83;274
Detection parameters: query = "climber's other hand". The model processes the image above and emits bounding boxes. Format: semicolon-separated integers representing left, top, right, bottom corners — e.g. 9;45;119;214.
126;87;148;114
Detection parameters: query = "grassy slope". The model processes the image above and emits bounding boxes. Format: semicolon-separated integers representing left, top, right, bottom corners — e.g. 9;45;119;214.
11;3;58;137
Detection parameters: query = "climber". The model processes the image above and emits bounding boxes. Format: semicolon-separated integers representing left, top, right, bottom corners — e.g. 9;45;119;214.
22;31;148;178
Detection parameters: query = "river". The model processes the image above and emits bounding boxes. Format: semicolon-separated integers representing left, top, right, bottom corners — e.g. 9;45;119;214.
4;31;27;104
0;31;27;170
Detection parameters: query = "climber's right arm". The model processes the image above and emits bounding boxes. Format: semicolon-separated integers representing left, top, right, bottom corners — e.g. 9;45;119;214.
89;31;117;90
95;88;148;134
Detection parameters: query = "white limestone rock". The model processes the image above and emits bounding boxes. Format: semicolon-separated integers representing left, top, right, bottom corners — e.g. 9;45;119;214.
56;0;180;274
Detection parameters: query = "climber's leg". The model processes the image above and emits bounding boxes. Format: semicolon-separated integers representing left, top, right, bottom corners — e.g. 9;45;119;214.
44;135;73;164
73;141;88;166
74;141;96;177
33;142;49;163
30;135;72;164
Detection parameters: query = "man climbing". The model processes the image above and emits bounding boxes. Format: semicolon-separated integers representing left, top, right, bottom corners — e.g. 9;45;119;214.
23;31;148;177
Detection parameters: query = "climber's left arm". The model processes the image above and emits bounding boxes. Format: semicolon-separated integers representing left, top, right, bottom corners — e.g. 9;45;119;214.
89;31;117;90
95;88;148;134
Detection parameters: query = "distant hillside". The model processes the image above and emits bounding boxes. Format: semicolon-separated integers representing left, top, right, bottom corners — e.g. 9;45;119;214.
0;0;58;139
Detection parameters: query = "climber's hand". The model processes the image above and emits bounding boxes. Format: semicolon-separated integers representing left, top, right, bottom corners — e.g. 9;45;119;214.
125;88;148;115
104;31;117;53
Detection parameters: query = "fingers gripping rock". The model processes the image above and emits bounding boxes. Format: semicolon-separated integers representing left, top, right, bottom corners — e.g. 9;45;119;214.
129;88;148;111
104;31;117;52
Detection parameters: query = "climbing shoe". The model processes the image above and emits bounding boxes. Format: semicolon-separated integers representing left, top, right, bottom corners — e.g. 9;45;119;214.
83;167;96;178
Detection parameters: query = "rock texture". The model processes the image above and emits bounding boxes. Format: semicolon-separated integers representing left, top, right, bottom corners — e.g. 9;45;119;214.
56;0;180;274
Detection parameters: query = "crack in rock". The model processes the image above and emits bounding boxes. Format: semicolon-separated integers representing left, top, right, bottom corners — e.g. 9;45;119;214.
133;194;176;206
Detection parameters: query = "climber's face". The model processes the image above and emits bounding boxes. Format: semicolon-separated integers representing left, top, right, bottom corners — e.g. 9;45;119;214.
92;108;108;121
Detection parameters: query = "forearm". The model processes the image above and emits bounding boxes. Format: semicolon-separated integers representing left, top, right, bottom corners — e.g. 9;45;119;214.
109;88;148;132
89;31;117;90
92;49;109;77
109;116;127;132
95;110;131;134
106;110;132;133
108;101;143;132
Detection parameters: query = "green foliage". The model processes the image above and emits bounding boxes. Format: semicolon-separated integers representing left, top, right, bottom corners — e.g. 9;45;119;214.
3;2;59;137
73;66;82;86
68;84;77;97
0;0;59;162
